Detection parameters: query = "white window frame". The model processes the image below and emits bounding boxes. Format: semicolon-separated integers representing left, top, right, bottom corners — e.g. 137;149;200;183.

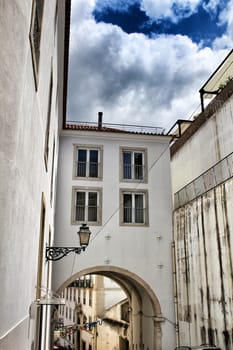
72;187;102;226
119;189;149;226
120;147;148;183
73;145;103;180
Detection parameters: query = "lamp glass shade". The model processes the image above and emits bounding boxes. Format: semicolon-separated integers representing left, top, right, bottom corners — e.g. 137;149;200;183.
78;224;91;247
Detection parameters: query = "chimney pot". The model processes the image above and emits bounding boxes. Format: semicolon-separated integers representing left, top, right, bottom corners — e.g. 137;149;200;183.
98;112;103;129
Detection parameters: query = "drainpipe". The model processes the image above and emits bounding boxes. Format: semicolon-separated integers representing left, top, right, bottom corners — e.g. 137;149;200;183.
172;241;180;346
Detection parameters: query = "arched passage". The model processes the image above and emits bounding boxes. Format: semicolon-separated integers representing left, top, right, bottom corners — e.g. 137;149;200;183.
57;265;163;350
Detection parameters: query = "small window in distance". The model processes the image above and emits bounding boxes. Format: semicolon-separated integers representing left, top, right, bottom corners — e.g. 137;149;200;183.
120;147;148;183
89;290;92;306
29;0;44;88
73;145;103;180
121;301;130;322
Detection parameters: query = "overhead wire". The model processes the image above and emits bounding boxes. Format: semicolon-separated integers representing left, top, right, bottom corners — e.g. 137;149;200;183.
88;100;203;246
69;101;202;276
89;141;171;244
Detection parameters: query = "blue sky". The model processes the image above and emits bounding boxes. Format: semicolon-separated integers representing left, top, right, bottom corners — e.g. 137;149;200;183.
67;0;233;130
93;0;227;45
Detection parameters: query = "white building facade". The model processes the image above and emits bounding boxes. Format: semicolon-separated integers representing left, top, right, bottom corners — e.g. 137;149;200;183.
53;120;176;350
0;1;70;349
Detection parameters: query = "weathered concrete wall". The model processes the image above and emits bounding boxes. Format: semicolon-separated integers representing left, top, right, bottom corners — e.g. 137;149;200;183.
174;181;233;349
171;80;233;350
171;79;233;194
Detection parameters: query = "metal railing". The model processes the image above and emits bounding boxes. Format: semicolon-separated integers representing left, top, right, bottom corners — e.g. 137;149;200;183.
76;161;99;178
67;120;165;135
75;205;98;222
123;164;144;180
123;207;144;223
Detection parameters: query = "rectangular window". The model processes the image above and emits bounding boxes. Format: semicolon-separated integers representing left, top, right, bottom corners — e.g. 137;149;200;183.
72;187;102;225
29;0;44;87
120;189;149;226
123;193;144;223
76;192;97;222
89;290;92;307
120;147;147;182
121;301;130;322
74;145;103;180
44;71;53;170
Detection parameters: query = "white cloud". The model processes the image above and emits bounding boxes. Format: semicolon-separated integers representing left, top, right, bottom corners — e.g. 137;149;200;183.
67;0;231;130
141;0;201;23
214;0;233;48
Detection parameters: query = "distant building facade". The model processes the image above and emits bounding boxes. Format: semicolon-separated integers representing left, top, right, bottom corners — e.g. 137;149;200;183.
57;275;104;350
56;275;126;350
97;298;130;350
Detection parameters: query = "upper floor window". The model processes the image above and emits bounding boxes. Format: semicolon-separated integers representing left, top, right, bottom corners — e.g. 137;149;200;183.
120;147;148;183
72;187;102;225
120;189;149;226
30;0;44;88
44;70;53;171
73;145;103;180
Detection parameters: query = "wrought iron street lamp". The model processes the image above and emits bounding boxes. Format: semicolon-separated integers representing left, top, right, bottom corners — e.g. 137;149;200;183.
46;223;91;261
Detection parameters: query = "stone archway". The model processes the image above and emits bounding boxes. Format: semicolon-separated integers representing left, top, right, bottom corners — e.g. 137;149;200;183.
57;265;163;350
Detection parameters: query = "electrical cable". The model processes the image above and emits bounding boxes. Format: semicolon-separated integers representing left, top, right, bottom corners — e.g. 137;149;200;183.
89;142;171;244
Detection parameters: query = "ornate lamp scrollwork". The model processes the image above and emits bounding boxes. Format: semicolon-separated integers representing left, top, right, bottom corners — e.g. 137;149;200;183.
46;224;91;261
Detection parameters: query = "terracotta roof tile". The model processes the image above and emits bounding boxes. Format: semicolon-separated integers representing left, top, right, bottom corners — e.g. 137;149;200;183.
65;123;165;136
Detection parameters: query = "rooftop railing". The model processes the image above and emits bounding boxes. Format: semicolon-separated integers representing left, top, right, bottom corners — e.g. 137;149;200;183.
66;120;165;135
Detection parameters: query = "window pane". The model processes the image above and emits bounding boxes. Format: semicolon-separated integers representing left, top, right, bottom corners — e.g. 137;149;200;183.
135;194;144;223
123;152;132;179
89;150;98;178
76;192;85;221
88;192;97;221
123;194;132;223
77;149;87;177
134;152;143;180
